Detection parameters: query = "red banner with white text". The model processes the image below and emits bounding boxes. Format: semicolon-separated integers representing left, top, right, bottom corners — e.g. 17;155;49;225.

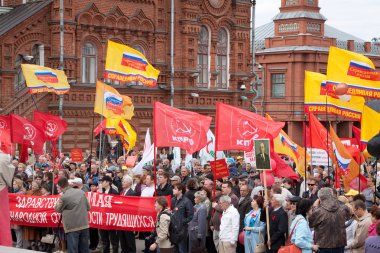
9;192;165;231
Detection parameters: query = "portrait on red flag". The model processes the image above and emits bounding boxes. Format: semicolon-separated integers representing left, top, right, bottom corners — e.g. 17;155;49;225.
153;101;211;154
254;139;271;170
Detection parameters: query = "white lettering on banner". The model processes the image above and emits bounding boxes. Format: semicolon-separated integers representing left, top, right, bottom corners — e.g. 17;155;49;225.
10;211;48;224
89;211;103;225
236;139;253;146
15;196;59;209
105;213;155;228
51;212;61;223
172;136;194;146
87;192;113;208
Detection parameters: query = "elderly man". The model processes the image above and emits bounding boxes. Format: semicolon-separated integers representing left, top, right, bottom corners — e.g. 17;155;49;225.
119;175;137;253
218;195;240;253
267;194;288;253
309;187;351;253
211;181;239;251
180;166;191;186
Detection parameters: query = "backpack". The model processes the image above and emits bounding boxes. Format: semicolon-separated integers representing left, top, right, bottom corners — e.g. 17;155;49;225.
158;210;185;245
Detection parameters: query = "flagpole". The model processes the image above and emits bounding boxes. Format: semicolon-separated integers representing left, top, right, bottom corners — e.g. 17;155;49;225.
308;113;314;174
303;120;307;193
31;95;39;110
98;84;105;171
325;93;330;178
88;113;95;172
374;159;377;204
263;170;271;249
153;102;157;197
358;153;362;193
58;0;64;153
213;106;219;202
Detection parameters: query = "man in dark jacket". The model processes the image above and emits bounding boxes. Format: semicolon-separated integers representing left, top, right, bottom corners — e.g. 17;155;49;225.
309;187;351;253
171;183;194;253
302;177;319;203
99;176;119;253
157;172;173;197
267;194;288;253
237;184;252;253
119;175;137;253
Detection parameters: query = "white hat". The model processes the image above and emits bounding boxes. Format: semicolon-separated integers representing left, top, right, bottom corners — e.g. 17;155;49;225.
68;177;83;186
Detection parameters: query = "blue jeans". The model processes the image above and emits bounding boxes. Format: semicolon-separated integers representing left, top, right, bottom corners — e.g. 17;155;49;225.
175;239;187;253
66;229;90;253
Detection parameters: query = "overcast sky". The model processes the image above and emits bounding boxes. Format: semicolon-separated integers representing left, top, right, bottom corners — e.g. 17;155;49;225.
255;0;380;41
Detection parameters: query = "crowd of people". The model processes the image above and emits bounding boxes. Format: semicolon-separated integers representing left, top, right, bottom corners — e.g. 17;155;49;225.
7;146;380;253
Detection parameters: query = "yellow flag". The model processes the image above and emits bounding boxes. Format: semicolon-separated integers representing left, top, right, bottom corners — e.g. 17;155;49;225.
21;64;70;95
104;40;160;87
304;71;364;120
361;105;380;142
105;119;120;135
94;81;134;119
114;119;137;151
326;46;380;98
266;114;310;177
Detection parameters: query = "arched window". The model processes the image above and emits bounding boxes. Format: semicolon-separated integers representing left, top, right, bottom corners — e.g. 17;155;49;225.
14;55;25;93
133;45;145;55
216;28;229;89
81;43;97;84
197;26;209;88
32;44;44;66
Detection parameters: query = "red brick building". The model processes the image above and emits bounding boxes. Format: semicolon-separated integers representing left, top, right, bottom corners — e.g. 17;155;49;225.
0;0;379;153
253;0;380;144
0;0;253;153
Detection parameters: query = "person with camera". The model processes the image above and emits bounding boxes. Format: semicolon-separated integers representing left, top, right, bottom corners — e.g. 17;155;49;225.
149;196;173;253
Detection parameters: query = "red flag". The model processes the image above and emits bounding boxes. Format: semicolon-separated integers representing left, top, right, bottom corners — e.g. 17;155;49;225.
352;126;366;152
153;101;212;154
0;188;12;246
33;111;67;141
349;175;368;192
10;114;46;154
94;120;106;136
309;113;332;153
0;116;10;130
0;129;11;154
215;103;284;152
271;152;300;181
